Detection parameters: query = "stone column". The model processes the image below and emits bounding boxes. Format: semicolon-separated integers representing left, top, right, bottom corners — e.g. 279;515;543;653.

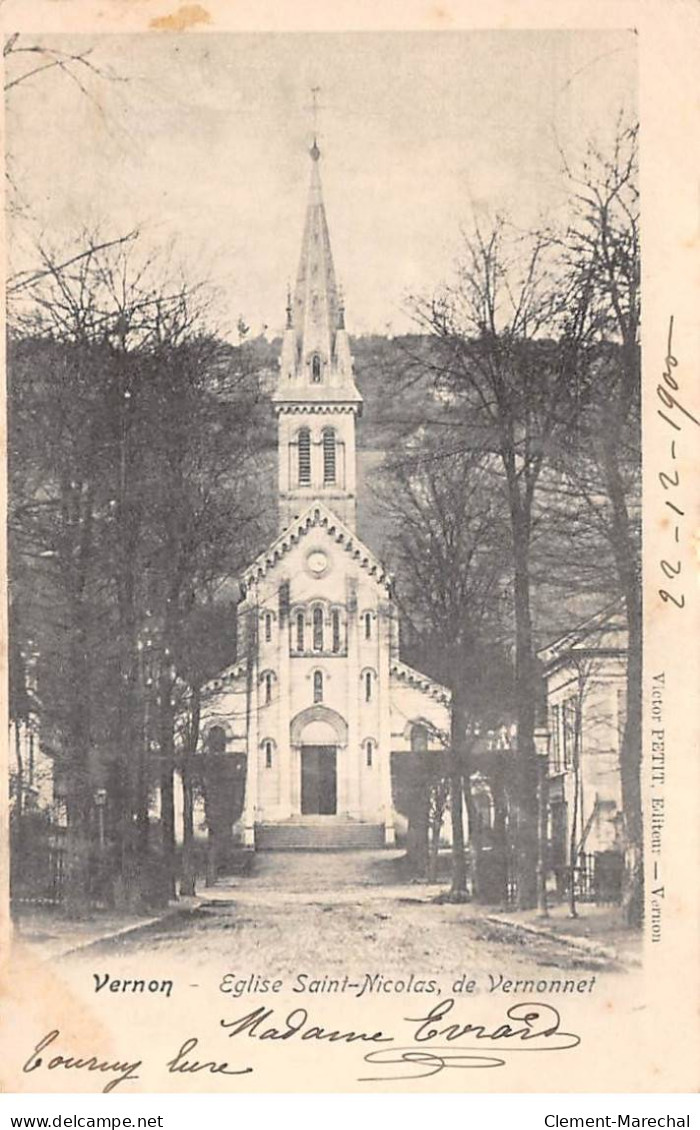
290;743;302;814
378;596;395;844
278;579;292;817
345;577;360;817
242;597;259;847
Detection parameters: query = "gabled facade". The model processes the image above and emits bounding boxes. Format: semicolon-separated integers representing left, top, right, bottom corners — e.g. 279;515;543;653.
200;142;451;848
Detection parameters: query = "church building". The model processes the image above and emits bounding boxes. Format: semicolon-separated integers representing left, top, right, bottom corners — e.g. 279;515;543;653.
199;140;451;849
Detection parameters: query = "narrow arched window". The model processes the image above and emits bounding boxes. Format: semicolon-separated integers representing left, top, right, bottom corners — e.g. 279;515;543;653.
364;612;372;640
313;670;323;704
207;726;227;755
264;740;273;768
313;606;324;651
296;611;305;652
365;671;373;702
264;672;273;705
323;428;336;484
298;428;311;485
311;354;322;383
366;740;373;768
411;724;429;753
264;613;272;642
332;609;341;653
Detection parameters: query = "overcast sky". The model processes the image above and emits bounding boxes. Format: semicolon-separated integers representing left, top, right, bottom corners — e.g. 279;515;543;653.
7;30;637;338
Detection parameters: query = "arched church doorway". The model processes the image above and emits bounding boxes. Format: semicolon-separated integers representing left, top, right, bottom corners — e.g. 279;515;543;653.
301;746;337;815
290;706;348;817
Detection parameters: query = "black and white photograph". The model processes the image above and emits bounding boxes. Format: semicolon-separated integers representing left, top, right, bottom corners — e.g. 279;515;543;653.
1;5;699;1098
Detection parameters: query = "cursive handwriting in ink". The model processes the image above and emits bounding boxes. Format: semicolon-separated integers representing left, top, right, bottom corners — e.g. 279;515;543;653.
166;1037;252;1077
657;315;695;610
656;315;699;432
360;999;580;1081
361;1047;509;1079
22;1030;142;1094
221;1005;392;1045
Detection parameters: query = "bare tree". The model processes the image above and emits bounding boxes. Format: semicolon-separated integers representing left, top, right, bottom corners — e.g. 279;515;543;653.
414;220;587;907
559;119;642;925
376;442;512;899
8;232;266;911
3;35;118;97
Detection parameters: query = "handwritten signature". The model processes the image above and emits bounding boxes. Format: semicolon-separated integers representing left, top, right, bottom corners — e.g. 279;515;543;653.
20;999;580;1091
361;999;580;1080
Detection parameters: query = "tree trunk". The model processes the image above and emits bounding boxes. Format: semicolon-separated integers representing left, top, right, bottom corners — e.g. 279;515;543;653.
63;765;92;917
450;693;475;901
205;829;219;888
568;744;580;919
449;766;467;899
428;795;443;883
159;669;177;901
63;600;94;915
465;775;481;901
602;434;643;926
14;722;24;858
537;752;549;917
180;685;200;899
621;584;643;926
491;756;509;905
180;759;196;897
406;753;430;878
511;510;539;909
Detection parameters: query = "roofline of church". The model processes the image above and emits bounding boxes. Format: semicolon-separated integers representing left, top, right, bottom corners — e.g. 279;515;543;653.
390;658;452;705
241;501;394;592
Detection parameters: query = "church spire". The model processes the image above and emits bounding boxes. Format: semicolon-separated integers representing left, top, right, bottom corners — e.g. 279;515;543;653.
276;136;360;405
274;131;362;534
290;141;341;373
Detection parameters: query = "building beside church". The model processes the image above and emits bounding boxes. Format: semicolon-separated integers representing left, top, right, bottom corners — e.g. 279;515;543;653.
539;602;627;898
199;140;451;849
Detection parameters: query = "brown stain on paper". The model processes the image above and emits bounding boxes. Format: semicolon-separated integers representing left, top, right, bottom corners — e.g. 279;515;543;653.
149;4;211;31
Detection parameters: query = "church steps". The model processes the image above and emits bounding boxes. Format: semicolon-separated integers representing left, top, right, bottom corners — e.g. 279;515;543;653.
256;821;385;850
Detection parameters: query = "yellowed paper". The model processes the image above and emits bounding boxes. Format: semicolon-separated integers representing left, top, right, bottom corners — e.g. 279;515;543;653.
1;0;699;1095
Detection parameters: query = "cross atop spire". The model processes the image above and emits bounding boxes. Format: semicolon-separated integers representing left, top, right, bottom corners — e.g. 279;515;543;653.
310;85;321;156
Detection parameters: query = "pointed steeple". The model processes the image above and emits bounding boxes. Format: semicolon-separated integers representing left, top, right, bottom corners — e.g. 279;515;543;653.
277;142;360;404
292;142;340;371
275;140;361;534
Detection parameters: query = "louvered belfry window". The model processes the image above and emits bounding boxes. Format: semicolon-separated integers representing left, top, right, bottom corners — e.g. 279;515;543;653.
298;428;311;485
323;428;336;484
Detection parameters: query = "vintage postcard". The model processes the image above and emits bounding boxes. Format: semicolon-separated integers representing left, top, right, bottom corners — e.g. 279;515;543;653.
1;0;699;1095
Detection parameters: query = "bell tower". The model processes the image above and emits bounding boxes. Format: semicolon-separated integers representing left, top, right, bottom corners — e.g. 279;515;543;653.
273;138;362;532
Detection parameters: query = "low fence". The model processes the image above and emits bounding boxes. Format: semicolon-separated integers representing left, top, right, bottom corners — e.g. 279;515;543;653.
497;849;623;907
10;827;66;907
